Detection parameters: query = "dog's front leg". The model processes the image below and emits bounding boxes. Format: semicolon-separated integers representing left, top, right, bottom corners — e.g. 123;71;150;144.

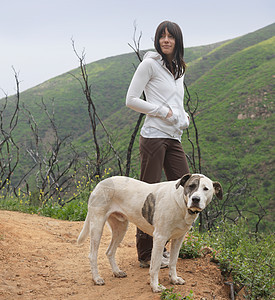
150;233;167;293
169;236;186;285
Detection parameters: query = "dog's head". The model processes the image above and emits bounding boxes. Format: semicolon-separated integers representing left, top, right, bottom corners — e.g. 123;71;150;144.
175;173;223;215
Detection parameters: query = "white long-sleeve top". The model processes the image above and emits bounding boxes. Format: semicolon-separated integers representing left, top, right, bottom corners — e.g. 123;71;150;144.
126;51;189;141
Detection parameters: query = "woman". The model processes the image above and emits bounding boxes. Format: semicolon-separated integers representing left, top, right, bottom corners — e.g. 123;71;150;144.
126;21;190;268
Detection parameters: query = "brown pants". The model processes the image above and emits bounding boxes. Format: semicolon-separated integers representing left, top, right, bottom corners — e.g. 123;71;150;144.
136;136;190;262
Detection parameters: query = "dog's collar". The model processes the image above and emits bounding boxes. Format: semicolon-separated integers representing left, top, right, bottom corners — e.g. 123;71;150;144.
188;209;201;215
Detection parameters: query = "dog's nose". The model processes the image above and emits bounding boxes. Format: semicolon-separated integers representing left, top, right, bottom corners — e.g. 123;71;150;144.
192;196;200;203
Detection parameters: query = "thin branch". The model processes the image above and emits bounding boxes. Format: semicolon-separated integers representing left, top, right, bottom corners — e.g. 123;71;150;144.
125;23;145;176
71;39;123;176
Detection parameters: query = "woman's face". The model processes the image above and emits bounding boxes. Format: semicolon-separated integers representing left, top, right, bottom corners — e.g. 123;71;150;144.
159;27;175;60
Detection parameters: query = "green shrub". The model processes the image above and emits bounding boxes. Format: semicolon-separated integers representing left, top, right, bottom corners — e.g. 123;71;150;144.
178;220;274;298
161;287;194;300
0;169;111;221
37;198;88;221
179;231;205;258
202;220;275;299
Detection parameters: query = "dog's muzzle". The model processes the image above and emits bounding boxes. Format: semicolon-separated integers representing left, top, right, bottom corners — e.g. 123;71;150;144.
187;195;203;215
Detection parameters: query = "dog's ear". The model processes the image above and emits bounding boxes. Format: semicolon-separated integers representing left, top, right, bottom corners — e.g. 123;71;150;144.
175;173;192;189
213;182;223;200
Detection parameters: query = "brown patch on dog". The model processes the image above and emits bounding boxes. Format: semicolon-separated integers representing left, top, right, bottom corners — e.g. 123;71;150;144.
183;175;203;196
175;173;191;189
142;193;155;225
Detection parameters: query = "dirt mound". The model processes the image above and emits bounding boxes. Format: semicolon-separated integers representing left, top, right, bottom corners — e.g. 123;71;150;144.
0;210;231;299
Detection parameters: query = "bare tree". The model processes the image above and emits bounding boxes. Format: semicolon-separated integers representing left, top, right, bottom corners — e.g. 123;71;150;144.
184;83;202;174
199;170;268;233
125;24;145;177
17;98;78;205
0;67;20;194
70;39;123;178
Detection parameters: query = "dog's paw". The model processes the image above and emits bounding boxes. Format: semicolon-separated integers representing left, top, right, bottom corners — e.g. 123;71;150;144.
93;277;105;285
151;283;166;293
113;270;127;278
170;276;185;285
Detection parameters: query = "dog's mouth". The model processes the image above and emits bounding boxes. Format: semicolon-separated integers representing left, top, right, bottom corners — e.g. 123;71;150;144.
188;207;202;215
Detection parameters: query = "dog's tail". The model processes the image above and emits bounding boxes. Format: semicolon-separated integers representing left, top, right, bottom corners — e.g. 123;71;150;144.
77;212;90;245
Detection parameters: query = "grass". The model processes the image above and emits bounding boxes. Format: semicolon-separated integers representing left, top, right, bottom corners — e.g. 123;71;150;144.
0;176;92;221
0;194;88;221
161;288;194;300
0;196;88;221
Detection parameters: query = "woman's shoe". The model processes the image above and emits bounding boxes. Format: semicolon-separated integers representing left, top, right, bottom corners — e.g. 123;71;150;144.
139;256;169;269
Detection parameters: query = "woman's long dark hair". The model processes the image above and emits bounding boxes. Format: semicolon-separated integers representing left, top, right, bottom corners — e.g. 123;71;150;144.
154;21;186;79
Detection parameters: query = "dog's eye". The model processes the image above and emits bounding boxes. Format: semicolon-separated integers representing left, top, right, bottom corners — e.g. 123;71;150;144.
203;187;209;191
189;184;196;189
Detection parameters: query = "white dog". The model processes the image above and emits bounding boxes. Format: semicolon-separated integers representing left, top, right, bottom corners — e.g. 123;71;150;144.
77;173;222;292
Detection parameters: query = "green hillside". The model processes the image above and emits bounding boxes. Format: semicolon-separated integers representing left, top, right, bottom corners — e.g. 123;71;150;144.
185;35;274;220
1;23;274;230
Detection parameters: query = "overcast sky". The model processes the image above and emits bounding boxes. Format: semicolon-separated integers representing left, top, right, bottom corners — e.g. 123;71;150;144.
1;0;274;96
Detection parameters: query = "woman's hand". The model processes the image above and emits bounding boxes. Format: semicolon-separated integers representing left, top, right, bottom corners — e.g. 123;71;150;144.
166;109;173;119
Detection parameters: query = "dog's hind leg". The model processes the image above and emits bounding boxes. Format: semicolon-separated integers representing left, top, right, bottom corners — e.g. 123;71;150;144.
106;213;129;278
89;216;107;285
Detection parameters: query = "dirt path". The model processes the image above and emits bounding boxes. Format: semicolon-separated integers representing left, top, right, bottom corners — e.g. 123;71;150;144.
0;210;231;299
